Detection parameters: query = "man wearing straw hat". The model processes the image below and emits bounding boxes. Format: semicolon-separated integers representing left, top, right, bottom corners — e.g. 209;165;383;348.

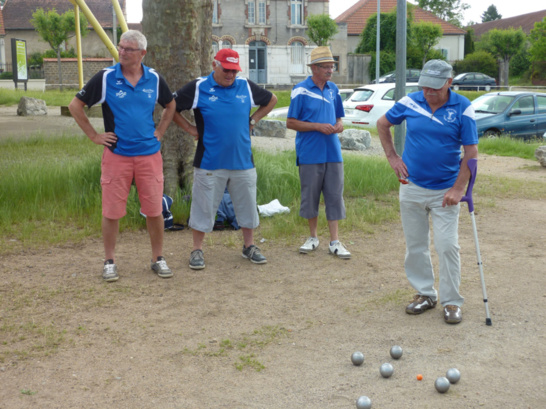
286;46;351;259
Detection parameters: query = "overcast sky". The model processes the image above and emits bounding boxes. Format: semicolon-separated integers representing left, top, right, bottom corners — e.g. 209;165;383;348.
126;0;543;26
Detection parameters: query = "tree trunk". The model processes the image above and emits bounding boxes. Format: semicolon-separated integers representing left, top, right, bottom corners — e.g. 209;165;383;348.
141;0;213;196
56;48;63;92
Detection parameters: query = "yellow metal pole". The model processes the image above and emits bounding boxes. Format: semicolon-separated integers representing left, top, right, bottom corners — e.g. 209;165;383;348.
72;0;119;62
111;0;129;33
72;3;84;89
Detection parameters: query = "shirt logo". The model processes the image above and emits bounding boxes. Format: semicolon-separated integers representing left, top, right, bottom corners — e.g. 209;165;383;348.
209;88;215;93
116;90;127;99
143;89;154;99
329;90;335;100
226;57;239;63
116;80;123;85
236;95;247;103
78;89;86;96
444;108;457;123
209;95;218;102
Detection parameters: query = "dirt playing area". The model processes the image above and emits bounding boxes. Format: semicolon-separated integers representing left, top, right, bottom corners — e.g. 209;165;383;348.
1;106;545;408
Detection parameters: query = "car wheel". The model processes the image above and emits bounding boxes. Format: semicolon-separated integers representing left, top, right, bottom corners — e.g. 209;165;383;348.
484;129;500;138
453;85;460;91
485;85;491;91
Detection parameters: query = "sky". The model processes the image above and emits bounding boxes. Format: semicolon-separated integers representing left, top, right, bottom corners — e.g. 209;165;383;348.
126;0;543;26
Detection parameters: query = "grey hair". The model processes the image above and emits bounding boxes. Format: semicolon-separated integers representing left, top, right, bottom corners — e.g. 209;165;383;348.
214;60;222;68
120;30;147;50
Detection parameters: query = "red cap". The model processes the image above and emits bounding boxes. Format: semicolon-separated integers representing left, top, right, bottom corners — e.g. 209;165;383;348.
214;49;242;71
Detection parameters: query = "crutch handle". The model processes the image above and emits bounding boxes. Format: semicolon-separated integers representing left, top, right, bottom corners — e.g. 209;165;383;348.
461;158;478;212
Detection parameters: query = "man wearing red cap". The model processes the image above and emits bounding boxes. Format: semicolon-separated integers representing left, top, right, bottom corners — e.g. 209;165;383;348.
172;49;277;270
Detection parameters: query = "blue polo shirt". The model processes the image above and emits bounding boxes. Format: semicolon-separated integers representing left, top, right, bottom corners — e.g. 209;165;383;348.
287;76;345;165
76;62;173;157
386;89;478;190
174;72;273;170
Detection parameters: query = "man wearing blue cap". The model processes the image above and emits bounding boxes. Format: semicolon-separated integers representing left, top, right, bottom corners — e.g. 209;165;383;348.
377;60;478;324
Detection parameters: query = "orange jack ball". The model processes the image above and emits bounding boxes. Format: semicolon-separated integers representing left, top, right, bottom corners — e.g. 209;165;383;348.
417;374;423;381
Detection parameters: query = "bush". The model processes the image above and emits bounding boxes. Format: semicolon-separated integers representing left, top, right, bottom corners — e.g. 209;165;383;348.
453;51;498;79
0;71;14;80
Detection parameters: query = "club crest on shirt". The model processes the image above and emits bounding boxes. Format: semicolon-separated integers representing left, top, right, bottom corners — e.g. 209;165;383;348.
209;95;218;102
329;90;335;100
116;90;127;99
143;89;154;98
236;94;247;103
444;108;457;123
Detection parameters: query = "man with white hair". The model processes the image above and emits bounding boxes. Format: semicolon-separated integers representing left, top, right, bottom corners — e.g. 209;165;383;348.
69;30;176;282
377;59;478;324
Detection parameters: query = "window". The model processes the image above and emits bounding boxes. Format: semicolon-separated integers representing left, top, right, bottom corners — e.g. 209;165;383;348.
258;1;266;24
213;0;218;24
291;0;303;25
212;41;219;55
333;56;339;73
537;96;546;114
248;1;255;24
512;96;535;115
291;41;304;64
221;40;232;49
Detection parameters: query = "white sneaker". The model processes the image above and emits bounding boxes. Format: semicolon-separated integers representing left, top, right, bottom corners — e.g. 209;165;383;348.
329;241;351;259
299;237;319;253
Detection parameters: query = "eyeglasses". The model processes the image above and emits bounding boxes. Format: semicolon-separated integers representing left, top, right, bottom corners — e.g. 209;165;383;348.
317;65;335;71
118;45;141;53
220;67;238;74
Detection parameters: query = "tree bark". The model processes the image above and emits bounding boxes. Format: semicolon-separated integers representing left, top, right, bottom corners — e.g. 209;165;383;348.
141;0;213;196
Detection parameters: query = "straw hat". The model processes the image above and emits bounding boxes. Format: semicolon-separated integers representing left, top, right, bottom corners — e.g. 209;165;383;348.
307;46;335;66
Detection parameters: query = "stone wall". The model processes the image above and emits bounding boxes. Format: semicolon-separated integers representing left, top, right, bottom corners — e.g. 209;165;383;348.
43;58;115;90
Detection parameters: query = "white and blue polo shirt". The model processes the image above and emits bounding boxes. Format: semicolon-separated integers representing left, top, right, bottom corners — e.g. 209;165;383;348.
173;72;274;170
76;62;173;157
287;76;345;165
386;89;478;190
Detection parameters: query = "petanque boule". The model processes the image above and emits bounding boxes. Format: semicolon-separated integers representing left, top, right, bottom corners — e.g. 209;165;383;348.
446;368;461;384
389;345;403;359
380;363;394;378
351;351;365;366
435;376;451;393
356;395;372;409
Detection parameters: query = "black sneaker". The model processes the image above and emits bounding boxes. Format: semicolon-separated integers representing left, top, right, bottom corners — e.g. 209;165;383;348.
405;295;437;315
151;256;173;278
189;249;205;270
242;245;267;264
103;259;119;282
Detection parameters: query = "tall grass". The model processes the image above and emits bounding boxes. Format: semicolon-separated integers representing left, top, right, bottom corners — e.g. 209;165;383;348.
478;136;544;160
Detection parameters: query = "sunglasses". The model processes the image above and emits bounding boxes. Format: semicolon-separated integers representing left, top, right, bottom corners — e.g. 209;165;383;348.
221;67;238;74
118;45;141;53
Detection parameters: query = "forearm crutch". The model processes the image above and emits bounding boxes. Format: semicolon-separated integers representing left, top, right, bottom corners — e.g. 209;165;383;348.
461;158;492;326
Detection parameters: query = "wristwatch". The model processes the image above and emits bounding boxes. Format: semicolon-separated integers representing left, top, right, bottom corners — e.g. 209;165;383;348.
249;117;256;126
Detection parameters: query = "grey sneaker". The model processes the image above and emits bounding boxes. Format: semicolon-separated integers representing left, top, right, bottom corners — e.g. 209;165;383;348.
103;259;119;282
444;305;462;324
189;249;205;270
328;241;351;259
406;295;437;315
151;256;173;278
300;237;319;253
242;245;267;264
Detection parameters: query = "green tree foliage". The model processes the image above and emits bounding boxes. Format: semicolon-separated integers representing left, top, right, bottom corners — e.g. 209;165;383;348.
487;28;526;85
355;10;411;54
481;5;502;22
411;22;443;67
452;50;498;78
464;28;475;56
528;17;546;62
306;14;339;46
30;8;88;90
510;48;532;78
417;0;470;27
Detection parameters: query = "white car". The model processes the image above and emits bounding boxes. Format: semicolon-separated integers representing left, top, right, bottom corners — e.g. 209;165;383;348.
267;89;354;120
342;83;421;128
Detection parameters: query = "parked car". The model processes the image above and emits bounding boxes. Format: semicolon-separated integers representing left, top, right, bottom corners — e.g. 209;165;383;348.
452;72;496;91
266;89;354;119
342;83;421;128
370;69;421;84
471;91;546;139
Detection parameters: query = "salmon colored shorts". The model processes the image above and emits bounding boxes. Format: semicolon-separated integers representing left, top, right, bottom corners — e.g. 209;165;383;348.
100;148;164;220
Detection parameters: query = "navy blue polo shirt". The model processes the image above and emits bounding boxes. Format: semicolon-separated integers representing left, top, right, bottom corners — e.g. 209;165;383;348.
174;72;273;170
75;62;173;157
287;76;345;165
386;89;478;189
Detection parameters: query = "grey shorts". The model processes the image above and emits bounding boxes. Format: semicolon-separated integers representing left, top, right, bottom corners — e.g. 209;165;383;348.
299;162;346;221
189;167;259;233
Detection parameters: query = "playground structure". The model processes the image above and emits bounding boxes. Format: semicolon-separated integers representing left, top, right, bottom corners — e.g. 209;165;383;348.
68;0;129;88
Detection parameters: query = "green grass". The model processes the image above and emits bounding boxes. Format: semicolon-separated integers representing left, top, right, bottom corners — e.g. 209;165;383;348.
478;136;544;160
0;88;76;106
271;90;291;108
